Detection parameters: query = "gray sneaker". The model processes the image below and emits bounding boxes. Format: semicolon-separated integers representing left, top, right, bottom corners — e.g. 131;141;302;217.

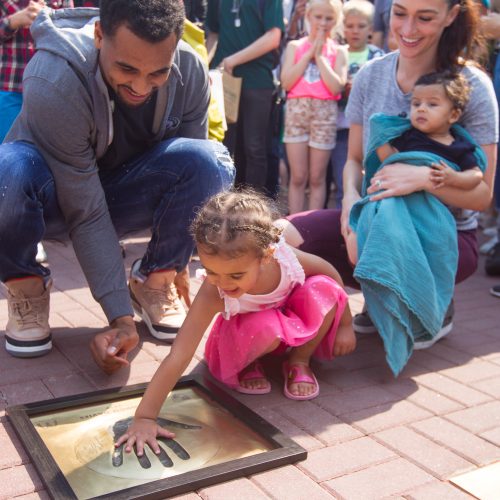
3;277;52;358
353;300;454;347
129;260;186;341
352;309;377;334
414;300;454;350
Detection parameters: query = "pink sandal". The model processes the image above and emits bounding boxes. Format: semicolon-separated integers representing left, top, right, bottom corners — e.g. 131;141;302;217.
282;361;320;401
236;360;271;395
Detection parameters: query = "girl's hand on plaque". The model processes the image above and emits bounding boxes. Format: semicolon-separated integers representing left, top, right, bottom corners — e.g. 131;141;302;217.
112;416;200;468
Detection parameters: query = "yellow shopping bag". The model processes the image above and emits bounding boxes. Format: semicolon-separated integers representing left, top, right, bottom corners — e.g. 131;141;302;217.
182;20;225;141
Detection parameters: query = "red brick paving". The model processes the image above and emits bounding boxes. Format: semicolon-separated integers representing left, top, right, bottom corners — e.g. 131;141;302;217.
0;233;498;498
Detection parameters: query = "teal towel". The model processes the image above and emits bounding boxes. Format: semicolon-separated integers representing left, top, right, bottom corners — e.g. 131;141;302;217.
350;113;486;375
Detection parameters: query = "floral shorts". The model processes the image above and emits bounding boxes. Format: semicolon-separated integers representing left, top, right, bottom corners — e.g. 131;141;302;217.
283;97;338;150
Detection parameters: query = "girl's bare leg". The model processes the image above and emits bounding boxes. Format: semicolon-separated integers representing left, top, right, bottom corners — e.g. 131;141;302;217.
287;306;336;397
308;147;331;210
287;142;310;214
239;337;282;391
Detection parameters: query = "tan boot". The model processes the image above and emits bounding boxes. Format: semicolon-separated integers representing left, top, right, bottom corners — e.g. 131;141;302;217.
129;260;186;341
3;277;52;358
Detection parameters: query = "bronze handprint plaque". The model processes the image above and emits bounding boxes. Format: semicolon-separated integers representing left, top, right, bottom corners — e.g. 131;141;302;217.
7;375;306;499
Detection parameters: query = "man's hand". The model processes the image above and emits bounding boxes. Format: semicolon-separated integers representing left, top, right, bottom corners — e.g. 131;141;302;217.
90;316;139;374
8;0;45;30
174;267;191;308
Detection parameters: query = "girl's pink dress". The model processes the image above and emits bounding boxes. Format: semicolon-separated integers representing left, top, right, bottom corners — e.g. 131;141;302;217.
204;238;348;389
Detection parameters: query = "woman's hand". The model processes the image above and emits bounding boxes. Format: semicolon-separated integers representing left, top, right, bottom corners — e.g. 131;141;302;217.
367;163;433;201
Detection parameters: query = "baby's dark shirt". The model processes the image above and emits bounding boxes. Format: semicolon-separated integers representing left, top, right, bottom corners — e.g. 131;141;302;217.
390;127;478;171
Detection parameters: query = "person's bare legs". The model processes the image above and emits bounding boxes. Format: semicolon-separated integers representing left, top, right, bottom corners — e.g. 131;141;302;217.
308;147;331;210
286;142;309;214
333;307;356;356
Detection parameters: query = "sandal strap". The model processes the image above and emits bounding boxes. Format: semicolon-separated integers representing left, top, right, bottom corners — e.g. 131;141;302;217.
286;363;316;385
239;361;266;382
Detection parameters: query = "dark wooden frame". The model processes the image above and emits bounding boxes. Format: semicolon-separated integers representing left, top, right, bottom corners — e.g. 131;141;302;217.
7;374;307;499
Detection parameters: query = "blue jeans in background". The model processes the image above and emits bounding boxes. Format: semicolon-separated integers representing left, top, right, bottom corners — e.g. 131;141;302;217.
0;138;235;281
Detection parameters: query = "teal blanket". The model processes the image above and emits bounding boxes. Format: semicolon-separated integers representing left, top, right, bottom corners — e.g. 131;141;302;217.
350;113;486;375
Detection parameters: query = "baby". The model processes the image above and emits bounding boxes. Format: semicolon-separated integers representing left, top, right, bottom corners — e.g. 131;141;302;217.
347;71;483;264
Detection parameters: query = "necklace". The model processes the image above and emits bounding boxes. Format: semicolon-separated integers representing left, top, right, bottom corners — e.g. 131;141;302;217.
231;0;241;27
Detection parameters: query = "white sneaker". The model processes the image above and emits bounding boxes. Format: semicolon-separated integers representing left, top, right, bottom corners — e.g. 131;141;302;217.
35;242;48;264
414;301;454;350
3;277;52;357
480;235;498;255
129;260;186;341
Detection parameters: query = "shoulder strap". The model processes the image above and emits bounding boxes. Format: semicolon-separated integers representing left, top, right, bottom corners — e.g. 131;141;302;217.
257;0;266;21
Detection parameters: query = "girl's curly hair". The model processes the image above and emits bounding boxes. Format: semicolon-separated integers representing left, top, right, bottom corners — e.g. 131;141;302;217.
191;189;282;258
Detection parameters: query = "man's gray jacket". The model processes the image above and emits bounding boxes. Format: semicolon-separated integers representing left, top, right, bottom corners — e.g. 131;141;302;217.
6;7;210;322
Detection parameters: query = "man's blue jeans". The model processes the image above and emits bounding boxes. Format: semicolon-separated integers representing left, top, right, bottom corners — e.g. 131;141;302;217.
0;138;235;282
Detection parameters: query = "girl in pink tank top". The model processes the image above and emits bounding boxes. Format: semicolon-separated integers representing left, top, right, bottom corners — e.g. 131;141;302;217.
281;0;347;214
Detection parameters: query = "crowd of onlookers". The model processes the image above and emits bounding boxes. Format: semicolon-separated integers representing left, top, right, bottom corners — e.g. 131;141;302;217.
198;0;500;295
0;0;498;380
2;0;499;291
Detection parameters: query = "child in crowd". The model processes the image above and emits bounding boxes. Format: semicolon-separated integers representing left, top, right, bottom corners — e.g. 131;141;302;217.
346;71;483;264
116;190;355;455
281;0;347;213
328;0;384;208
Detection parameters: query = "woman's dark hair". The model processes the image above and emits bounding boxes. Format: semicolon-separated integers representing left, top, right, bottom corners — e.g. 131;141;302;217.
99;0;185;43
437;0;481;71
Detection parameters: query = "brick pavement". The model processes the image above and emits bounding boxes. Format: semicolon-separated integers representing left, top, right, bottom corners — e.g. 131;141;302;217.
0;233;498;499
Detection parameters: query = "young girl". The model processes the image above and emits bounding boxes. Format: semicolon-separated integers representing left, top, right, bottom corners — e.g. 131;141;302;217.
281;0;347;214
116;190;355;456
327;0;384;208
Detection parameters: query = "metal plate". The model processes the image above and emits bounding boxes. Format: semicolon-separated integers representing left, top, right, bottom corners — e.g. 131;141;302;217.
7;375;306;499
